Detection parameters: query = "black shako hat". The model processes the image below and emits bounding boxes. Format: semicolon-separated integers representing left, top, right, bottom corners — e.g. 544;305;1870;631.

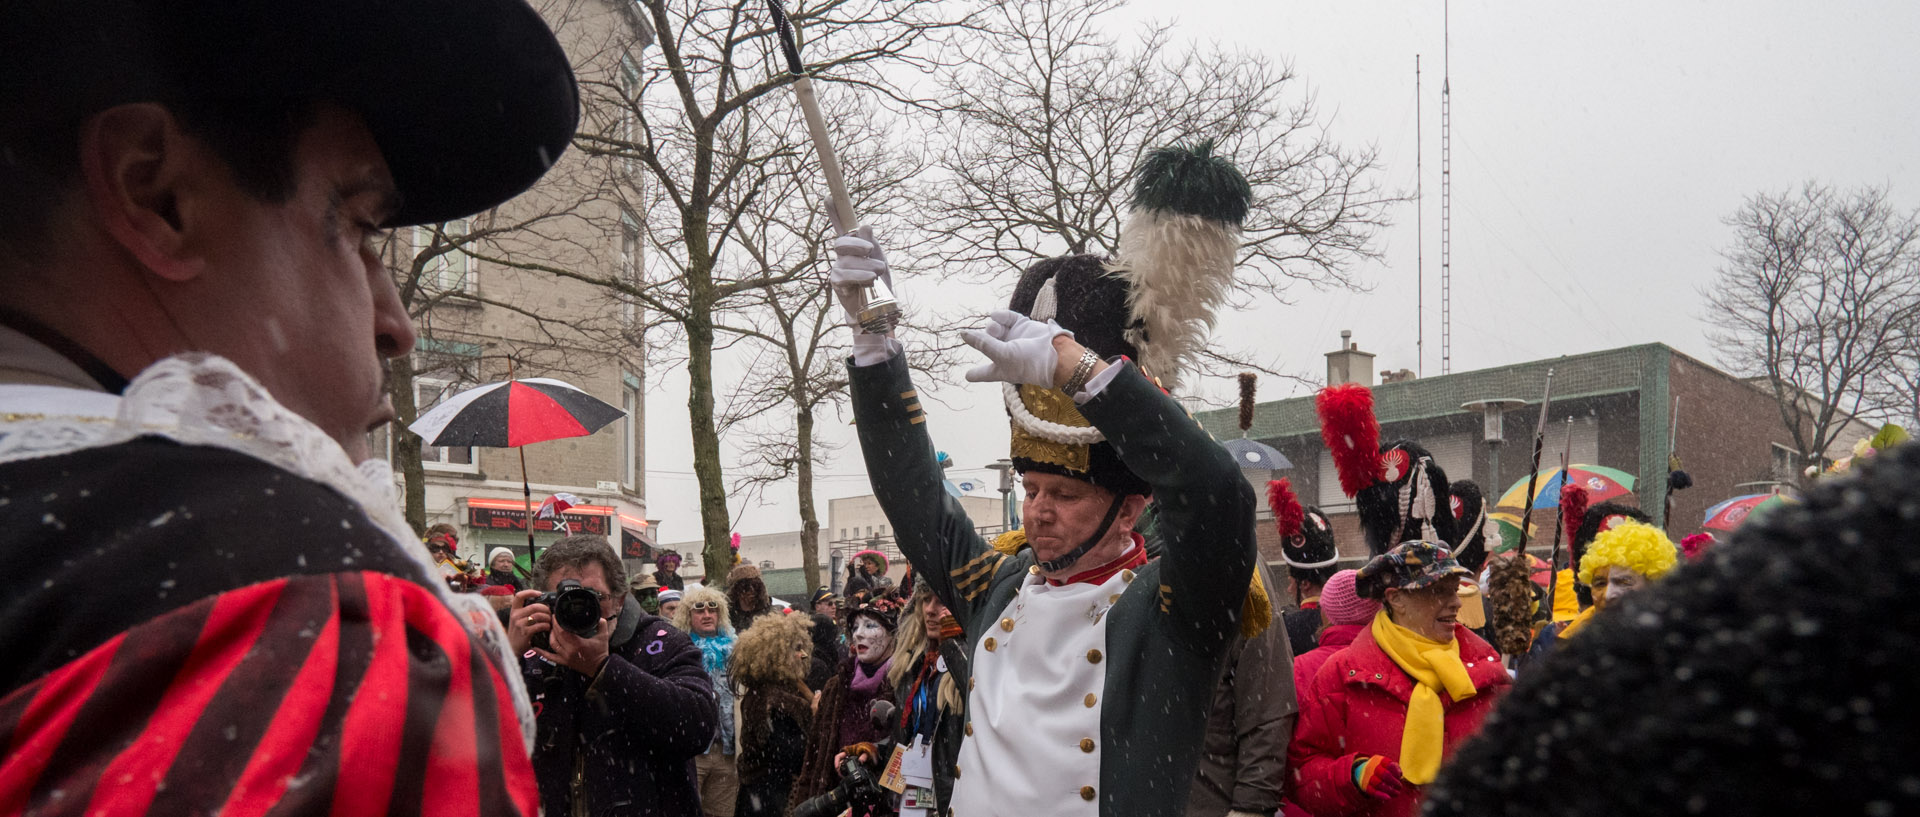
1;0;580;227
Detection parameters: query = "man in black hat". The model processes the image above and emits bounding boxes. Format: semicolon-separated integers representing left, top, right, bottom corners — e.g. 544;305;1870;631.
0;1;577;811
840;144;1261;817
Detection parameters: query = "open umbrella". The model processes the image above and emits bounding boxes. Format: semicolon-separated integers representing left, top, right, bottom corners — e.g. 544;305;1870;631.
1498;464;1637;509
410;376;625;558
1702;492;1794;532
1222;438;1294;471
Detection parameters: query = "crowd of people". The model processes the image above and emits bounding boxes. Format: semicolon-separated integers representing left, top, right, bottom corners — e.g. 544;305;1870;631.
3;0;1913;815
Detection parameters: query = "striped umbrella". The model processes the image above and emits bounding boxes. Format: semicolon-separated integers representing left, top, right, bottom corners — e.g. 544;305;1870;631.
409;378;624;556
1498;464;1637;509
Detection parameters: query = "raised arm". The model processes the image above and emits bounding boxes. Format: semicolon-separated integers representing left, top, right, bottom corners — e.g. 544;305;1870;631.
847;351;1007;626
1076;356;1258;657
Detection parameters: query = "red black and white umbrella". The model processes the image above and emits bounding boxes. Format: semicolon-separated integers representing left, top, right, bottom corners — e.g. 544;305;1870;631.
407;378;624;559
408;378;625;448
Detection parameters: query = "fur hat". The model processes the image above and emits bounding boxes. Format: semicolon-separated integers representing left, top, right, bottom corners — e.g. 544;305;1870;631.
727;563;763;584
1269;478;1339;581
1447;481;1493;574
1002;142;1251;496
1426;442;1920;817
1316;384;1458;557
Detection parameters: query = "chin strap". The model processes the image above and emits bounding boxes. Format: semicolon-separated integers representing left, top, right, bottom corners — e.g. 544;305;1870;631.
1037;493;1129;573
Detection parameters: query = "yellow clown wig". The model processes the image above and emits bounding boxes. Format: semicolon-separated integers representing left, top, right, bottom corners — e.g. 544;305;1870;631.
1577;520;1679;586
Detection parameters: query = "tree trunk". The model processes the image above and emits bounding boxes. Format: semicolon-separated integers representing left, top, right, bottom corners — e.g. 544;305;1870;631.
686;262;733;590
796;403;821;592
389;353;427;535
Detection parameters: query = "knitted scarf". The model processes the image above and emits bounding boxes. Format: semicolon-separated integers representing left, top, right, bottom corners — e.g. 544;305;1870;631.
1369;610;1478;784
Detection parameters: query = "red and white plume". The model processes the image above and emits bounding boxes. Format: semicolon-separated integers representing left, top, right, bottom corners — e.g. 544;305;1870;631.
1268;478;1305;539
1317;383;1384;497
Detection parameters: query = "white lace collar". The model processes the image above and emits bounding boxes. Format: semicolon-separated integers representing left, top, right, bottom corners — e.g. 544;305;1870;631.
0;353;535;750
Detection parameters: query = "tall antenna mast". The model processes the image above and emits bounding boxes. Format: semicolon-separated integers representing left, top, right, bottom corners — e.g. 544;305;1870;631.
1440;0;1453;374
1416;54;1423;378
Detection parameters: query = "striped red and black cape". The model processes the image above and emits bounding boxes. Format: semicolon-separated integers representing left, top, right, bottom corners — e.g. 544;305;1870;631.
0;438;539;815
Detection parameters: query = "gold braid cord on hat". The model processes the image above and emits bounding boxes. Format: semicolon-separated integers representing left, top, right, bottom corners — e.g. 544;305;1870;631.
1008;384;1095;473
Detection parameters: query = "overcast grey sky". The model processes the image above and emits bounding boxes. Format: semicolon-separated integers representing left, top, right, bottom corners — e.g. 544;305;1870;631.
645;0;1920;542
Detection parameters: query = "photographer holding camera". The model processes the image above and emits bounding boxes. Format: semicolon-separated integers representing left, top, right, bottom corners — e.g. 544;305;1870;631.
508;535;717;816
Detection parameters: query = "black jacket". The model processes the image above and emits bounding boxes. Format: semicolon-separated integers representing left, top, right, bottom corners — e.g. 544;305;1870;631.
521;596;717;816
890;638;970;816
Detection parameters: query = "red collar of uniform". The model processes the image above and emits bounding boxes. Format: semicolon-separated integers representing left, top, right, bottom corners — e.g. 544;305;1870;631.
1300;596;1321;609
1047;533;1148;586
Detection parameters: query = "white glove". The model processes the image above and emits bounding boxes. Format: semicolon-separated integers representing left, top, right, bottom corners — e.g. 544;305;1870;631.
828;226;891;329
961;309;1072;387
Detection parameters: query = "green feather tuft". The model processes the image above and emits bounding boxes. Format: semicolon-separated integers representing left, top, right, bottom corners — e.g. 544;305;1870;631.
1128;140;1253;226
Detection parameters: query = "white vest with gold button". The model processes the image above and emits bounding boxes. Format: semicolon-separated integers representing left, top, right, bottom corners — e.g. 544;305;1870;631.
950;566;1129;816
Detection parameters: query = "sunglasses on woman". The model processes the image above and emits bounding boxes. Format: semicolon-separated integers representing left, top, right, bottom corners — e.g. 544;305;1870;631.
689;601;723;612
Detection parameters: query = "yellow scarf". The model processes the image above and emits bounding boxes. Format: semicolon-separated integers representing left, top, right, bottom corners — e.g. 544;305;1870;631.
1558;605;1598;639
1368;610;1479;784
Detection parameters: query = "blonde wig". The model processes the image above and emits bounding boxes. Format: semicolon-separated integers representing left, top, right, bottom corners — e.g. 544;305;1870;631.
886;583;963;713
670;585;733;635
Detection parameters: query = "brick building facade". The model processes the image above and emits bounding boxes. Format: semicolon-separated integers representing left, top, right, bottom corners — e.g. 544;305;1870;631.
374;0;660;573
1200;337;1873;570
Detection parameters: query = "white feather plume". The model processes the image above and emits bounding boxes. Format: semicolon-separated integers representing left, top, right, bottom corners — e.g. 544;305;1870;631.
1108;209;1242;391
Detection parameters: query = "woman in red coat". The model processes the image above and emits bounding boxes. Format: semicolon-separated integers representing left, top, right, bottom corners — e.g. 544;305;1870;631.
1287;542;1511;817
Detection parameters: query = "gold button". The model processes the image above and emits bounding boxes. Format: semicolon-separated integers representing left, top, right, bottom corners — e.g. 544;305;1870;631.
1080;786;1096;801
965;722;974;736
1079;738;1095;752
1029;565;1041;575
1084;693;1098;707
954;763;961;779
1000;617;1015;632
1120;569;1135;583
984;637;997;652
969;677;976;691
1086;649;1103;664
1108;593;1121;604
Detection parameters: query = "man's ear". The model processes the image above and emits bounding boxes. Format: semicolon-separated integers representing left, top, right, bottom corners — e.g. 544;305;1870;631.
77;104;212;283
1118;493;1149;529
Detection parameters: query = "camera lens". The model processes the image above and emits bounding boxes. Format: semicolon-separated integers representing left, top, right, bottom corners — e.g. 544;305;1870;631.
552;581;603;637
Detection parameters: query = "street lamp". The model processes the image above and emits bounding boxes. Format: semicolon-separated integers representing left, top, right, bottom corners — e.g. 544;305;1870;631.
1462;398;1527;490
985;458;1017;532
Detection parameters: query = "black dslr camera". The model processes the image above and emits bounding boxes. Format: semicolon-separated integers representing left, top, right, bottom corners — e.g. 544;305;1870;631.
792;701;899;817
530;578;603;652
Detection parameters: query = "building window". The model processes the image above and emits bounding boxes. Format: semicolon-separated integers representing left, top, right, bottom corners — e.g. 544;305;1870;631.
416;376;478;472
619;55;640;177
1771;443;1801;481
415;219;476;294
620;375;641;490
619;212;641;325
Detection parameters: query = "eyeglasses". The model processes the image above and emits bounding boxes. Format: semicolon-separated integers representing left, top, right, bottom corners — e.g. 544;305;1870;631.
689;601;723;612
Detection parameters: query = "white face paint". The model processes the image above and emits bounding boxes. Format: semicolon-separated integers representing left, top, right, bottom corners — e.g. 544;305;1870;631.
851;615;894;664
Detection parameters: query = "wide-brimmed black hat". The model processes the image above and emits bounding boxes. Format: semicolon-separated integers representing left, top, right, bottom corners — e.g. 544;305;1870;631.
2;0;579;227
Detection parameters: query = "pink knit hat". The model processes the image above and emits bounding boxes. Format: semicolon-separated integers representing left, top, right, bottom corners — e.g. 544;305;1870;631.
1318;569;1381;626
